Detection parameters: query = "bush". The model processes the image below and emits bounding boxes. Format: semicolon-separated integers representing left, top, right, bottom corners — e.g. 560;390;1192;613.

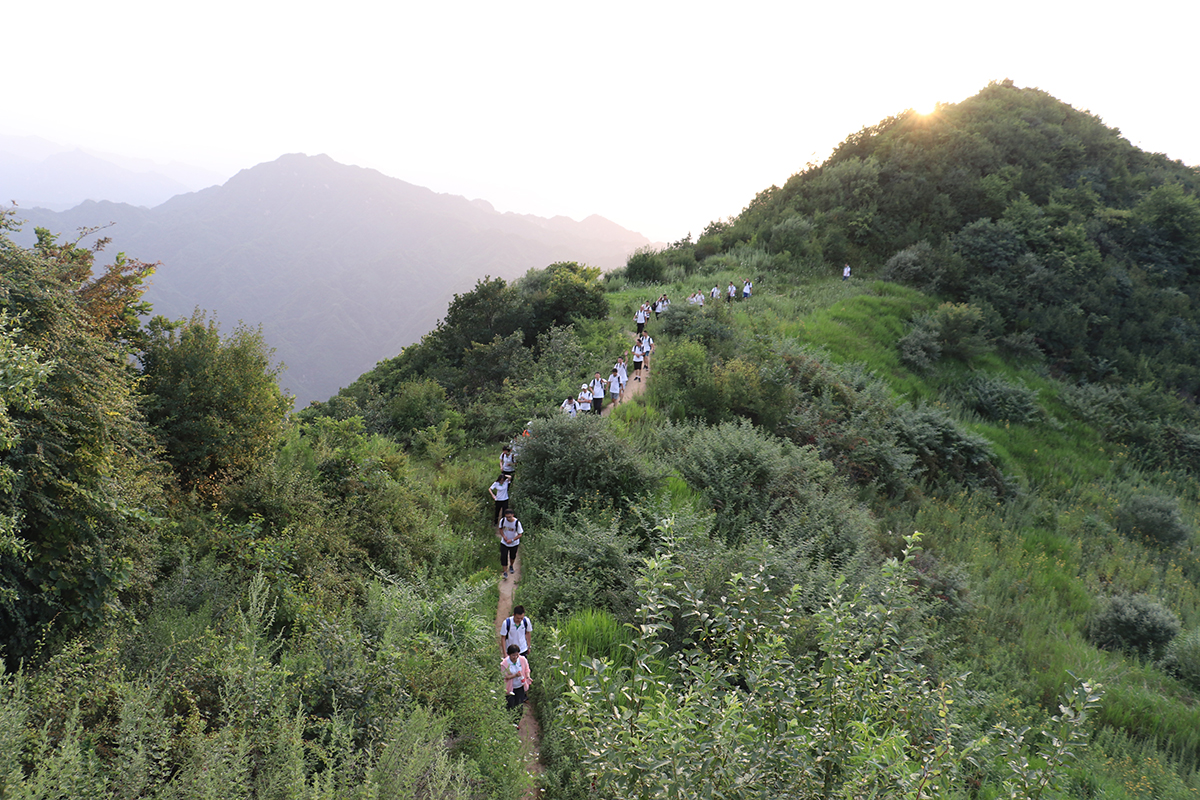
893;404;1008;494
954;372;1041;423
663;420;869;560
1088;593;1181;658
898;321;942;372
1161;627;1200;690
513;414;656;523
625;247;665;284
1115;494;1191;548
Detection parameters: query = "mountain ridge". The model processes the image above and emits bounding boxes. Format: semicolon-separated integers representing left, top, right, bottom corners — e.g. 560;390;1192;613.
11;153;650;405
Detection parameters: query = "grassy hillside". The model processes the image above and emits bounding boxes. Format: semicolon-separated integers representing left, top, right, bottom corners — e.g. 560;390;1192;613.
2;82;1198;799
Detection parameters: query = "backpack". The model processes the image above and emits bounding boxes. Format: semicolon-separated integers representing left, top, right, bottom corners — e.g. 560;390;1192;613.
504;617;529;637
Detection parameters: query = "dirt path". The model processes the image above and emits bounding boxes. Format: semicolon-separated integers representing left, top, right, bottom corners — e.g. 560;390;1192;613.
495;555;544;798
601;342;651;416
496;333;649;797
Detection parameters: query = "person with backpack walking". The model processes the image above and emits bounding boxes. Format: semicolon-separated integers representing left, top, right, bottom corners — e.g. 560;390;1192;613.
497;508;523;581
499;605;533;659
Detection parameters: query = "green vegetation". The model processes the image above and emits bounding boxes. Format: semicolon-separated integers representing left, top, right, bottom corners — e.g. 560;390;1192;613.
3;81;1200;798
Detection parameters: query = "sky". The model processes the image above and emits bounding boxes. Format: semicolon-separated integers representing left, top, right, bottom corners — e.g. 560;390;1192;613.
5;0;1199;243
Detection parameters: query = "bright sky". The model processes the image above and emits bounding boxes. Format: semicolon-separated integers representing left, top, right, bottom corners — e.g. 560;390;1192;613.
5;0;1198;243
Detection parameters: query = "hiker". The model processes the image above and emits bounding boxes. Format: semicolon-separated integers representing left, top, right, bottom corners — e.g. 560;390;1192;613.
561;395;578;418
635;305;648;334
501;644;532;710
577;383;592;415
639;333;654;372
727;282;737;302
631;340;645;382
497;508;523;581
500;445;516;484
843;263;851;281
499;604;533;658
590;372;608;414
710;284;720;301
743;279;752;299
608;367;622;408
488;473;511;525
615;356;629;396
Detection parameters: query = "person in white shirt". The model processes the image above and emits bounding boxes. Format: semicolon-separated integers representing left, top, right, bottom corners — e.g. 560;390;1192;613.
727;282;737;302
711;285;720;300
615;357;629;395
497;509;523;580
843;264;851;281
635;306;648;334
590;373;608;414
631;342;645;382
561;396;578;418
499;605;533;658
743;279;752;299
641;334;654;372
608;368;622;407
577;384;592;414
488;473;511;525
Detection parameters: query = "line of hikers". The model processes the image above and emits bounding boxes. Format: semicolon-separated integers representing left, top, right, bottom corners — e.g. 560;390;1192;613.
559;331;654;418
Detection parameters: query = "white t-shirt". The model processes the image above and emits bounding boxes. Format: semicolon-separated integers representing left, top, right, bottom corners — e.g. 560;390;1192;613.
711;286;719;298
591;377;607;396
561;398;577;417
500;615;532;653
577;390;592;410
632;345;644;363
635;309;647;323
499;517;523;546
616;362;628;383
490;481;509;501
609;375;621;396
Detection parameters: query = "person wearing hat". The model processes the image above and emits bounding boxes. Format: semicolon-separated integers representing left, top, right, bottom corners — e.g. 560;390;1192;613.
577;383;592;414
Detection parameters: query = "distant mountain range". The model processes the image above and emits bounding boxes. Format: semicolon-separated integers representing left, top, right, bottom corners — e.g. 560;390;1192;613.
0;134;224;209
10;153;650;404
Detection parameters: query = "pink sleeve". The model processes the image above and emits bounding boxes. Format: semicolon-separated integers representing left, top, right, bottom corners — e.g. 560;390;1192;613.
521;656;532;690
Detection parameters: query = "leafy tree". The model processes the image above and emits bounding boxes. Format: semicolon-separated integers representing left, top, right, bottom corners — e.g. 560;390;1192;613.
139;311;291;498
0;218;162;658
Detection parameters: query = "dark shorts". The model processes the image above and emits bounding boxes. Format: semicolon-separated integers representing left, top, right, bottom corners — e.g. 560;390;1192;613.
636;322;645;333
592;396;603;413
500;543;519;566
507;685;527;709
493;498;509;522
633;360;642;372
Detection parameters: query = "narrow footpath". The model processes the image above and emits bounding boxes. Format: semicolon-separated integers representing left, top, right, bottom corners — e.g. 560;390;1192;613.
495;334;650;798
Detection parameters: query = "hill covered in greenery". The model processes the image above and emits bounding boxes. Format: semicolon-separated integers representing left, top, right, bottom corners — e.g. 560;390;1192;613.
1;82;1198;799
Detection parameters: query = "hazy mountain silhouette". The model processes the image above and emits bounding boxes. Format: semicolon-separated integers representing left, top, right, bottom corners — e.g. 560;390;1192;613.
13;153;650;404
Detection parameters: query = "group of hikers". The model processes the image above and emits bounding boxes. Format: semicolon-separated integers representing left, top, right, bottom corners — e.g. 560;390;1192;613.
684;279;754;306
488;443;534;713
493;299;667;714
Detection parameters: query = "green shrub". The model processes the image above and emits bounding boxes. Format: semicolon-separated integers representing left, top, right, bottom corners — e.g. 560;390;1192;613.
893;404;1008;493
625;247;665;284
513;414;656;523
1161;627;1200;691
898;321;942;371
663;420;869;560
1088;593;1181;658
954;372;1041;423
1116;494;1192;548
